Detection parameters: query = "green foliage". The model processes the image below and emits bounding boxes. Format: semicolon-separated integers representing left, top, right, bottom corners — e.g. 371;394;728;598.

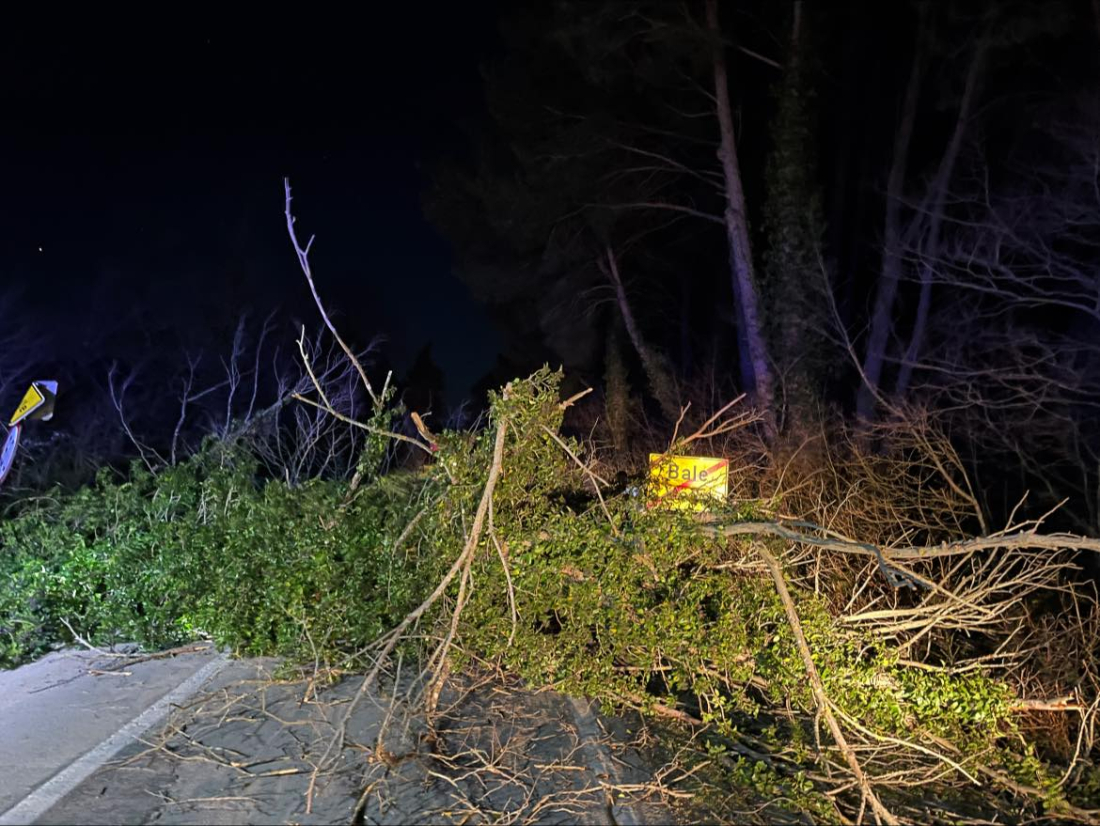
0;367;1081;816
0;442;436;668
356;382;404;479
417;370;1060;813
721;755;834;822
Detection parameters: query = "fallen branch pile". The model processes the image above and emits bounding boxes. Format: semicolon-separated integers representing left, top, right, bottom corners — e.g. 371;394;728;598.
284;182;1100;824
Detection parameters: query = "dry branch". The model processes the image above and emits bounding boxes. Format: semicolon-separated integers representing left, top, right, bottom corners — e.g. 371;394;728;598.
704;519;1100;563
304;399;510;812
285;179;380;408
753;541;899;826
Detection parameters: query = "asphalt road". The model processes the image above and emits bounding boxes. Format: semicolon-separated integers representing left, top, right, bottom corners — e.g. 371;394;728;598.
0;644;227;824
0;646;670;825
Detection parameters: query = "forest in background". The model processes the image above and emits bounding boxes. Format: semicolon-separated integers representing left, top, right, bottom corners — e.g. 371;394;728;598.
418;0;1100;539
2;1;1098;538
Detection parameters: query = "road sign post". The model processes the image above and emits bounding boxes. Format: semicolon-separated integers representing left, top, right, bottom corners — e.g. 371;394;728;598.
9;385;45;426
1;381;59;490
0;424;21;487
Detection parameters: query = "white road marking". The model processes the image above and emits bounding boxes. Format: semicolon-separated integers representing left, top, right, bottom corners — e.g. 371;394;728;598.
0;654;229;825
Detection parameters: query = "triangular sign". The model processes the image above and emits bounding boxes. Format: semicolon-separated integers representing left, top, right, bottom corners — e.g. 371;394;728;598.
10;384;45;426
28;380;58;422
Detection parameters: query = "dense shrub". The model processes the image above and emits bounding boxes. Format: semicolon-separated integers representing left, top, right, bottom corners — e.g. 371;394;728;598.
0;444;436;668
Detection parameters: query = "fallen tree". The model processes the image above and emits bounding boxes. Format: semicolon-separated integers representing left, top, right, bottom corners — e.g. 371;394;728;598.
5;186;1099;824
281;182;1100;823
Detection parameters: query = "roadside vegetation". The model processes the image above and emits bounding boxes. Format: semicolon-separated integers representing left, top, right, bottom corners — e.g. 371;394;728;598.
2;363;1098;822
2;174;1099;822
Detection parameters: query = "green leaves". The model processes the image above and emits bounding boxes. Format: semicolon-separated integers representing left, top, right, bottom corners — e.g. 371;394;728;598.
0;440;437;668
0;368;1070;814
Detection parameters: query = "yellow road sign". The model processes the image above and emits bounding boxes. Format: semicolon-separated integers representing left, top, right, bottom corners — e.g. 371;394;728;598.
9;384;45;426
647;453;729;511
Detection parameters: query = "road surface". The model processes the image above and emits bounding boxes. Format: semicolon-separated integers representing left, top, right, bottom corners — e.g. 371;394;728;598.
0;646;670;824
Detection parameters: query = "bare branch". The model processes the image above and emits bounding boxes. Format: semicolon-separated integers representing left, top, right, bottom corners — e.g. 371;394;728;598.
284;179;380;408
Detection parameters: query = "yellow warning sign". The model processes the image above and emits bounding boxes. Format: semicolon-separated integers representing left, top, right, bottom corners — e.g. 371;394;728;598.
647;454;729;511
10;384;45;426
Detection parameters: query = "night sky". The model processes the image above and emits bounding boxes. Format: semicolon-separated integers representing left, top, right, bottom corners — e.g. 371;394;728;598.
2;10;502;405
3;3;1097;437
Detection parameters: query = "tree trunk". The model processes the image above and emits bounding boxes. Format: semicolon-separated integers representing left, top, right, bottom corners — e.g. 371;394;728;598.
761;0;827;434
855;3;929;424
604;247;680;421
894;40;987;399
604;324;631;453
705;0;774;426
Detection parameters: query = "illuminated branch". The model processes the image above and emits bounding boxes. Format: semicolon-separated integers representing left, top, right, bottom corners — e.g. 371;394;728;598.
284;178;380;409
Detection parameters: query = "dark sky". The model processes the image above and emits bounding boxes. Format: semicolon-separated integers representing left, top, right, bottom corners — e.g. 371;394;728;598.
1;10;502;404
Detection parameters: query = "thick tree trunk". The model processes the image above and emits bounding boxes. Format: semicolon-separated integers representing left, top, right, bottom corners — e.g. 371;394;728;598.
705;0;774;426
894;40;986;399
762;0;825;434
855;4;928;424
